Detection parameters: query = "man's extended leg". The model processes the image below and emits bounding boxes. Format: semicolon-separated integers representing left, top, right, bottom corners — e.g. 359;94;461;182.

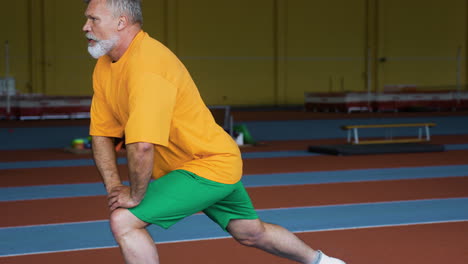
227;218;316;263
227;219;345;264
110;208;159;264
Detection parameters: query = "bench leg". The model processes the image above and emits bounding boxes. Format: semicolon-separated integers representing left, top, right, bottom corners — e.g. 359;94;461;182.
425;125;430;141
353;128;359;144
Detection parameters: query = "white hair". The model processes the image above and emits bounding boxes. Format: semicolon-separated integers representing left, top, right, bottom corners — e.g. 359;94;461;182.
84;0;143;25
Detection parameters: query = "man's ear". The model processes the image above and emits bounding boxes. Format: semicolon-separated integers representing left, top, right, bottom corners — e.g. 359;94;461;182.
117;16;128;30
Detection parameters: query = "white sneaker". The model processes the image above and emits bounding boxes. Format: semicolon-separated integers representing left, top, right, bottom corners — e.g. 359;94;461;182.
316;250;346;264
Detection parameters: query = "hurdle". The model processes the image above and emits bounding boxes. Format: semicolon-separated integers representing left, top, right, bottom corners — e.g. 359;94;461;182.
342;123;437;145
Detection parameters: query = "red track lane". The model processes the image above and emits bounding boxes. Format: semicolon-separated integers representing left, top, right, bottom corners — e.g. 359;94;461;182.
1;222;467;264
2;150;468;187
2;177;468;228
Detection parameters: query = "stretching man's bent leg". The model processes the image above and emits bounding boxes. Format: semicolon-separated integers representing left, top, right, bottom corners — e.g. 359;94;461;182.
110;208;159;264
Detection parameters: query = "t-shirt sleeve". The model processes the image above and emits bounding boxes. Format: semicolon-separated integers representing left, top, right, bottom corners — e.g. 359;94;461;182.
124;72;177;146
89;77;124;138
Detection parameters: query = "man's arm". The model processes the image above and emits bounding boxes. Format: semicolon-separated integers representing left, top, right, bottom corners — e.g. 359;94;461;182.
125;141;154;203
96;138;154;211
92;136;123;193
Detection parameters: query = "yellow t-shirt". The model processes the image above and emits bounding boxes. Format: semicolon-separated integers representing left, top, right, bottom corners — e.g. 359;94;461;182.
90;31;242;184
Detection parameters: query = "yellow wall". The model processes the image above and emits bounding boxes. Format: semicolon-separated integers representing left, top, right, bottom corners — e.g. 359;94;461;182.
1;0;31;93
175;0;276;105
284;0;367;103
376;0;466;91
42;0;95;95
1;0;467;104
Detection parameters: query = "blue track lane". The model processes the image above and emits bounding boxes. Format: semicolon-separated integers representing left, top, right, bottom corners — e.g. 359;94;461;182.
1;144;467;170
1;165;468;201
1;198;467;257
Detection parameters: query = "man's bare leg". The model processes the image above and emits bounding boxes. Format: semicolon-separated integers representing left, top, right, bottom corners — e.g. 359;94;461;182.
227;218;317;264
110;208;159;264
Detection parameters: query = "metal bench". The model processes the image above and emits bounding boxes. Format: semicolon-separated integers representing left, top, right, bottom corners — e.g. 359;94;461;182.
342;123;437;145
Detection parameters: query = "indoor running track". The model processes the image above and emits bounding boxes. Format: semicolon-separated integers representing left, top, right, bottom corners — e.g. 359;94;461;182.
1;135;468;264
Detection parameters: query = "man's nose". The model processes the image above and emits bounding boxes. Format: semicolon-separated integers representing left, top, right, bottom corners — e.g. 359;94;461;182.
83;20;91;32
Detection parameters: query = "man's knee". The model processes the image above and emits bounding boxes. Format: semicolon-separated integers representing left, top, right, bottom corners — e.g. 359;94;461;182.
228;219;266;247
109;209;143;238
110;209;129;237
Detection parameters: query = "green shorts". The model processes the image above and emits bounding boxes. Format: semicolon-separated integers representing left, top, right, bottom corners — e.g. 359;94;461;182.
129;170;258;231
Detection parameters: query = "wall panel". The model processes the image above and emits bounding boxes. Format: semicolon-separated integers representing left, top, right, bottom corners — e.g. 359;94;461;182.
42;0;94;95
1;0;31;93
285;0;367;103
176;0;276;105
377;0;466;91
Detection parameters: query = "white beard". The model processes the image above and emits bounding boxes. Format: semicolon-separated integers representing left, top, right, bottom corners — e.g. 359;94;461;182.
86;33;119;59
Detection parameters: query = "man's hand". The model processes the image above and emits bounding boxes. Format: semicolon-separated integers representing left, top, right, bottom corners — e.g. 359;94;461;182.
107;185;141;211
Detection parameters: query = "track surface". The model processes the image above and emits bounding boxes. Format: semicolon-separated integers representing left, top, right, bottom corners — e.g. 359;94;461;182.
2;113;468;264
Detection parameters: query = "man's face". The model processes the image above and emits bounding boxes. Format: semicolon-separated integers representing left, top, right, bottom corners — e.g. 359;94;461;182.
83;0;119;58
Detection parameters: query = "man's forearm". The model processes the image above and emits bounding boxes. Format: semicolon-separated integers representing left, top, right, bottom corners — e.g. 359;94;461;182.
92;136;122;193
126;142;154;203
